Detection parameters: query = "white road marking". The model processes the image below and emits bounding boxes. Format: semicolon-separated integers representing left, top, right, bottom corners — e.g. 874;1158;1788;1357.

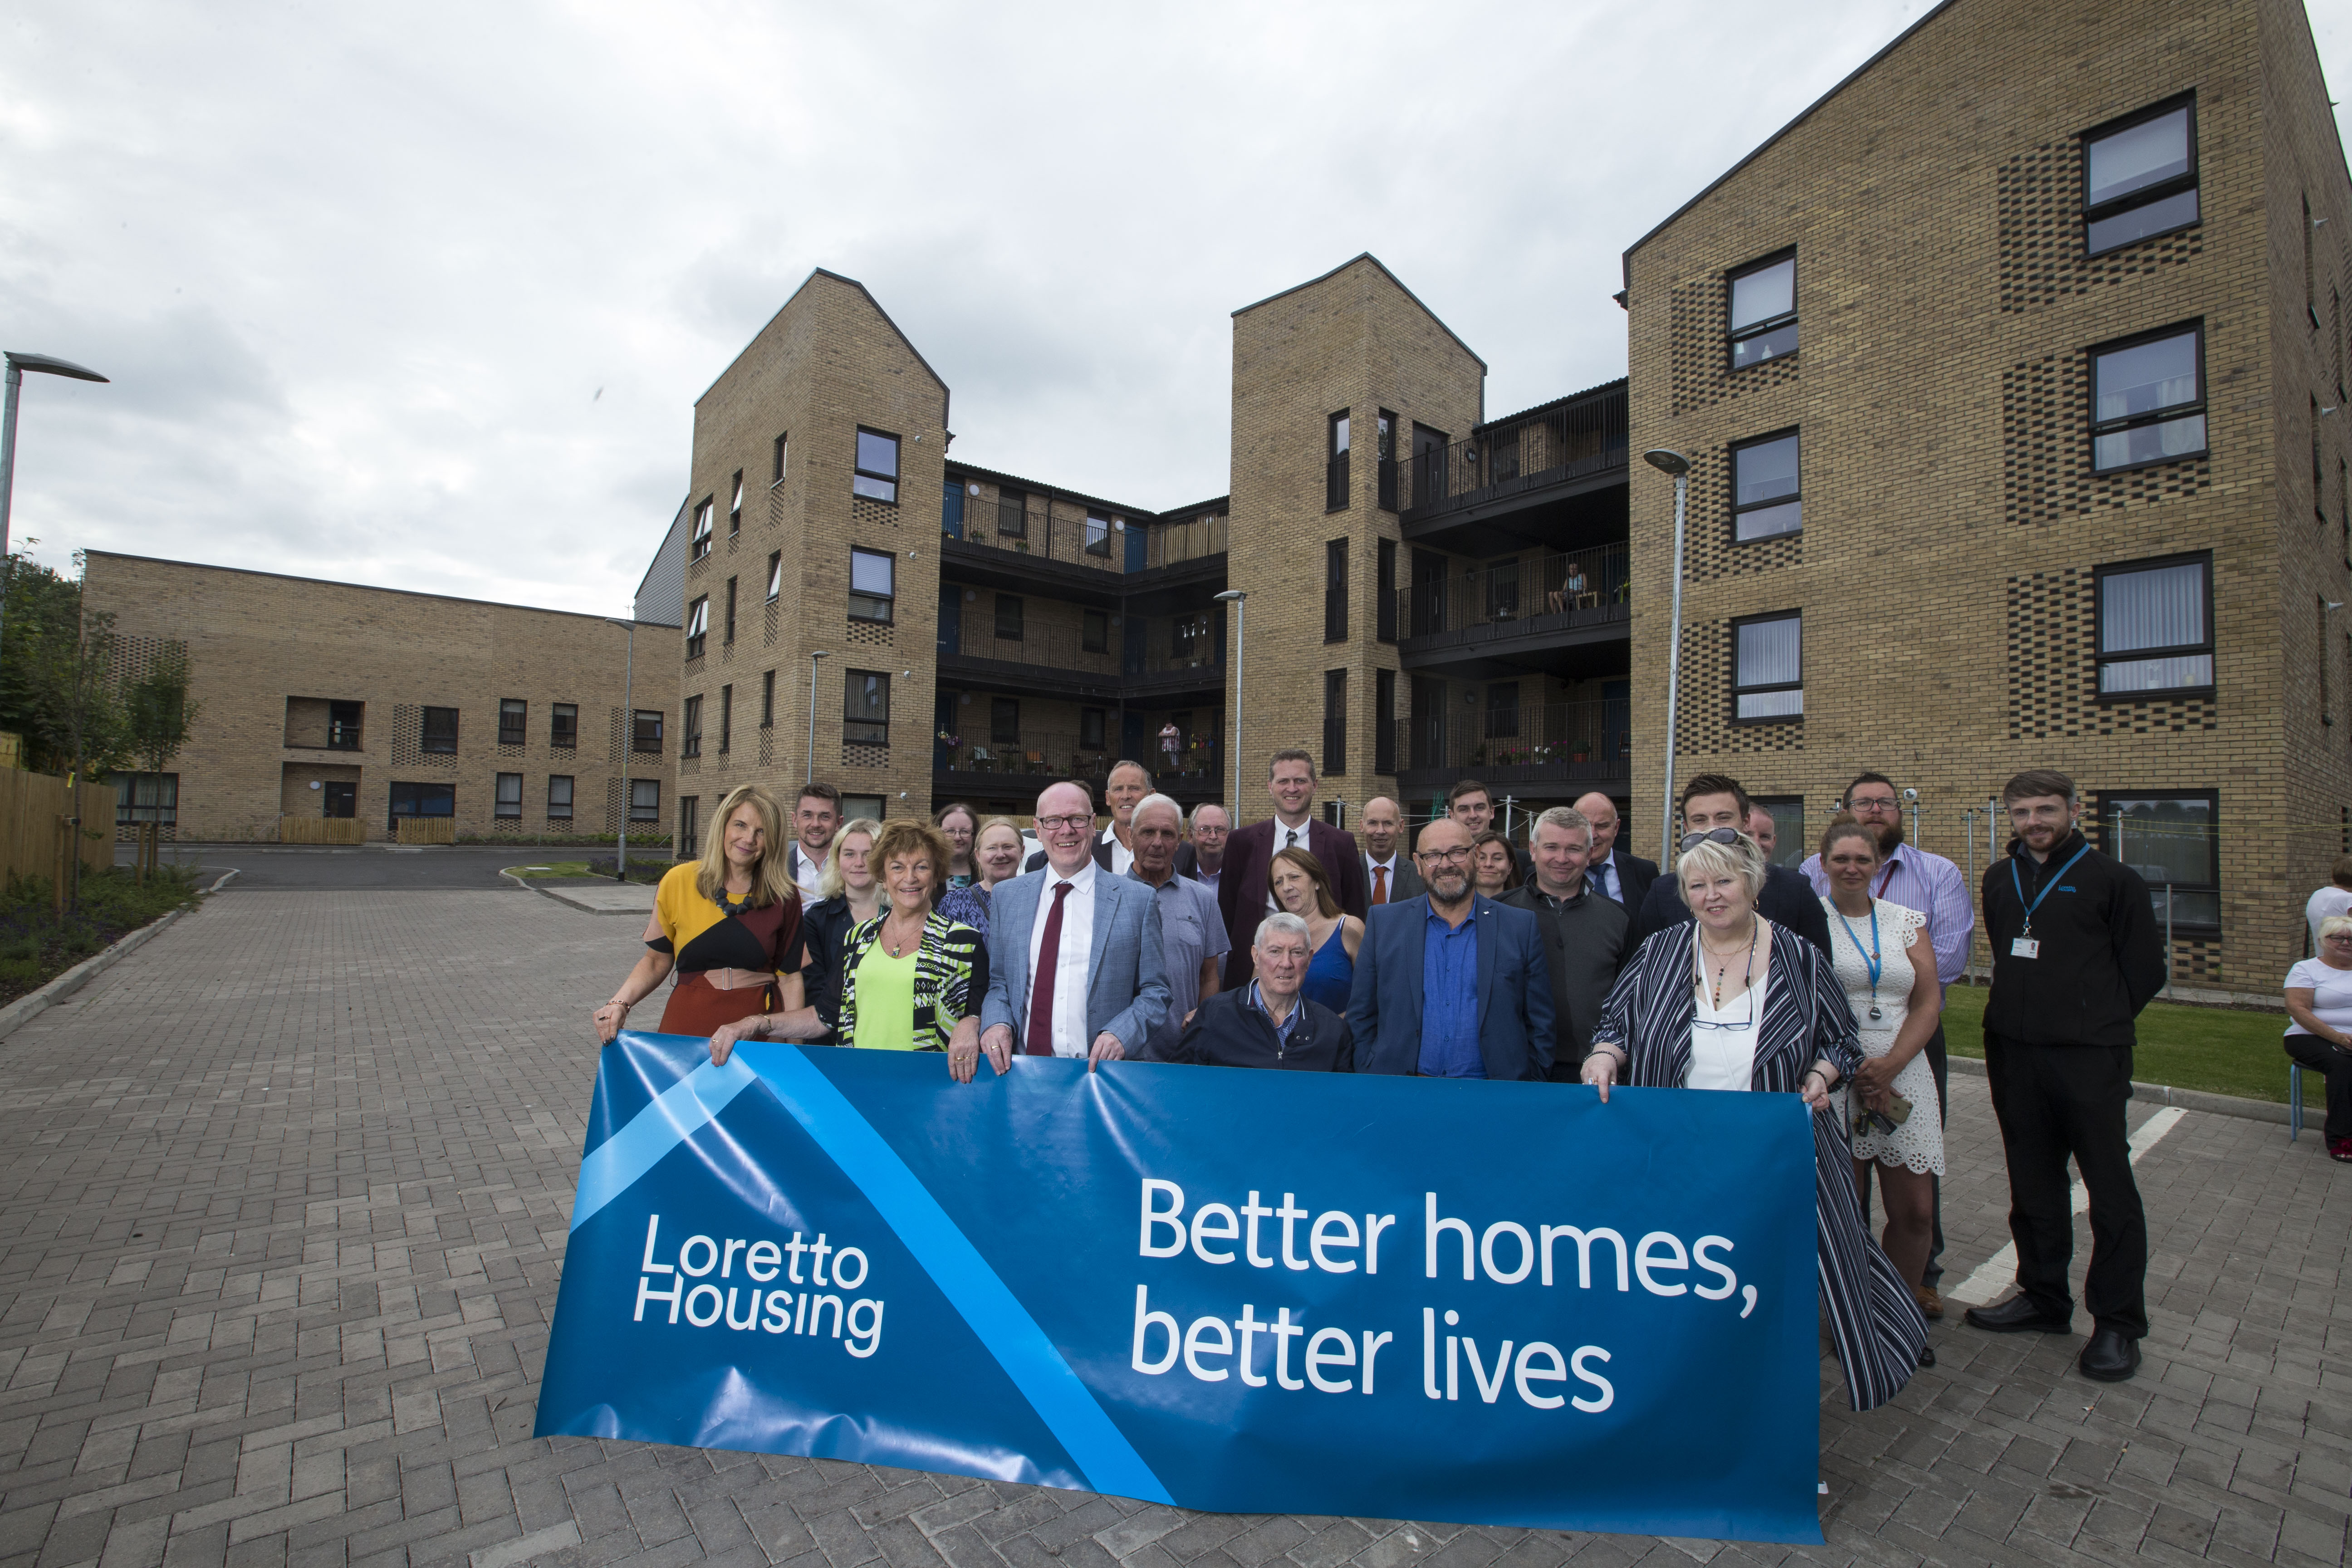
1942;1106;2185;1308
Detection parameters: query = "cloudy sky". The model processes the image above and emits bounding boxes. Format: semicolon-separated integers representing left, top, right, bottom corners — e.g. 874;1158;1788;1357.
5;3;2347;617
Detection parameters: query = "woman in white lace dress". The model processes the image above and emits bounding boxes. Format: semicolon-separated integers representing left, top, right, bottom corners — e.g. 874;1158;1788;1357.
1818;818;1945;1313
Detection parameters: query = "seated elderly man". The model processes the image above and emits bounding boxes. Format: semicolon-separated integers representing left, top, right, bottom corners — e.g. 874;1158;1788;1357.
1171;913;1354;1071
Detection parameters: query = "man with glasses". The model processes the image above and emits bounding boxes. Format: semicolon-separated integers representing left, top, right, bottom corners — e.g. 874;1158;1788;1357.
1216;749;1369;988
1347;817;1554;1080
980;781;1169;1073
1629;774;1831;955
1799;771;1976;1320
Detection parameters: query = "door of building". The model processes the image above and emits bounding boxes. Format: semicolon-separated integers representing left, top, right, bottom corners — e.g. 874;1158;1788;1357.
1412;423;1448;508
1411;676;1447;773
1411;550;1447;637
937;594;960;656
322;782;356;819
941;479;965;540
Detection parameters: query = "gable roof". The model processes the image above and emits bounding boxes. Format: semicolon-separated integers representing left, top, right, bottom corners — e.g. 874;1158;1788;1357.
1232;252;1488;372
699;267;953;429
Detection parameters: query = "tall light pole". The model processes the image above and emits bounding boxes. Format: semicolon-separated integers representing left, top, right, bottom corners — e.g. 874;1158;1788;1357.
807;650;830;786
1214;590;1246;816
1;352;108;648
1642;448;1691;862
605;618;636;882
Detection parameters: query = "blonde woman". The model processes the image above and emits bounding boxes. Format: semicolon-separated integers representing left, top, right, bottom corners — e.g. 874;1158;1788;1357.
594;784;812;1043
794;817;882;1044
973;817;1027;892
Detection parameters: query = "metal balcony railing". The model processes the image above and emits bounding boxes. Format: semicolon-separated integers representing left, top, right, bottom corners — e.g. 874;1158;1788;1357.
939;614;1225;680
1395;699;1632;780
947;495;1227;574
933;731;1222;785
1398;543;1630;646
1397;382;1628;519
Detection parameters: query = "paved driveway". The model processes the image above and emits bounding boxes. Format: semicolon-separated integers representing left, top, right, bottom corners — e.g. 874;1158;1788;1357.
0;891;2344;1568
110;846;622;892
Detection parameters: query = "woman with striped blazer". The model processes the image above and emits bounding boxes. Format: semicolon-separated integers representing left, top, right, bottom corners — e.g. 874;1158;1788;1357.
1583;830;1929;1411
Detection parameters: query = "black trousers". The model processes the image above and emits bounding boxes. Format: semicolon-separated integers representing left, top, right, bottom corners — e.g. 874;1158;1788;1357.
1857;1023;1949;1287
1983;1032;2147;1338
2284;1034;2352;1142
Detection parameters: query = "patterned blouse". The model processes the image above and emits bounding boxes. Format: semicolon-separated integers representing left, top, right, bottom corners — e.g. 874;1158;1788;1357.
837;910;986;1053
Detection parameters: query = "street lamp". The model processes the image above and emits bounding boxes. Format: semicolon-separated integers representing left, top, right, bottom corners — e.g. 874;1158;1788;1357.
1642;448;1691;862
1214;590;1246;815
605;618;637;882
807;651;830;786
1;351;108;647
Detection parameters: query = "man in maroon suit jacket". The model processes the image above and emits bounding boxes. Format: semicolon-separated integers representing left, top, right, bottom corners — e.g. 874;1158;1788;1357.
1217;749;1369;986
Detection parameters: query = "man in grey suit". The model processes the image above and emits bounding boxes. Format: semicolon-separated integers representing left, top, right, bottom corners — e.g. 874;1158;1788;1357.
981;781;1170;1073
1358;796;1425;907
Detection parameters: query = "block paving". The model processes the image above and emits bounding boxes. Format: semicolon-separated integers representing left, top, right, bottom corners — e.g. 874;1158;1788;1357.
0;888;2345;1568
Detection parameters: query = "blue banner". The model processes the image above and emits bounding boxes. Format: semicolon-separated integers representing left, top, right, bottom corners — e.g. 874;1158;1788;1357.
535;1033;1823;1544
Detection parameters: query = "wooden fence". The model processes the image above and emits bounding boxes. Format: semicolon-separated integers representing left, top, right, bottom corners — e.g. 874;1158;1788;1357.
0;769;116;887
395;817;456;846
280;817;368;846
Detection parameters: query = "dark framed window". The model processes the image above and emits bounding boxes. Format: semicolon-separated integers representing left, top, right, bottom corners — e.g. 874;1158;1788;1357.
728;470;743;535
497;699;526;746
1080;707;1106;750
680;798;699;859
1732;612;1803;721
2094;790;2219;929
1083;609;1109;653
996;487;1028;539
632;709;664;753
995;593;1024;641
1727;251;1796;371
681;696;703;759
550;703;577;749
691;498;714;559
629;779;661;822
421;706;459;754
2096;554;2212;697
686;596;709;660
849;548;895;623
766;550;782;602
718;685;732;755
1376;410;1398;511
1327;410;1351;512
327;701;363;750
1731;430;1802;541
2082;94;2198;257
1171;612;1206;661
495;773;523;819
547;775;574;819
844;669;890;746
853;428;900;503
1374;668;1396;774
771;432;787;485
1376;538;1397;643
760;671;775;727
1485;680;1520;739
1324;538;1349;642
2090;323;2205;473
1084;513;1112;557
1322;670;1347;777
990;697;1019;746
116;772;178;826
840;794;885;823
388;781;454;830
724;577;738;644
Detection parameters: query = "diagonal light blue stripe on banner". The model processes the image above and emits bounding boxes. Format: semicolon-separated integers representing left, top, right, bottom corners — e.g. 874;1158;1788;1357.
742;1045;1173;1507
569;1055;756;1232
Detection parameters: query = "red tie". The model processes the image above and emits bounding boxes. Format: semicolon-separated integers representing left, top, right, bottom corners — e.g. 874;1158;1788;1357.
1026;882;1074;1056
1372;864;1388;905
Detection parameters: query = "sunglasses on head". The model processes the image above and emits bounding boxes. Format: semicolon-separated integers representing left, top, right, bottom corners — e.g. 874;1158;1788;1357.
1678;827;1745;853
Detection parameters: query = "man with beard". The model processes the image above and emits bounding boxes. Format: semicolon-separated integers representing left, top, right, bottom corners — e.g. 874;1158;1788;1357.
1798;772;1976;1319
1347;817;1553;1080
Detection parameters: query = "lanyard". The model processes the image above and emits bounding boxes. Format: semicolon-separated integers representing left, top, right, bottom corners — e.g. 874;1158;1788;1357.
1834;902;1882;1001
1873;858;1900;898
2009;844;2091;935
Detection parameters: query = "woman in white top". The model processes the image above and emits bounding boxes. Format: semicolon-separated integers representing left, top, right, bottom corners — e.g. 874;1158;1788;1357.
2284;913;2352;1162
1817;819;1946;1309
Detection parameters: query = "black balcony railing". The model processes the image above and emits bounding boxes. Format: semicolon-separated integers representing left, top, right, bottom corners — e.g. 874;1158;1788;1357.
935;731;1222;787
1396;699;1631;781
946;502;1228;574
939;614;1226;680
1398;382;1628;519
1326;450;1350;511
1399;543;1629;646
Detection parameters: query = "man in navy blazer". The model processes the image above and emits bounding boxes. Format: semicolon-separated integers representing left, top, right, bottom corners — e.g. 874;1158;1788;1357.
1348;817;1556;1080
981;782;1169;1071
1217;749;1369;987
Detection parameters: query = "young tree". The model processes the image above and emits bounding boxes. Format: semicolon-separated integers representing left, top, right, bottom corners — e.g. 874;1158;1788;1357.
121;645;197;882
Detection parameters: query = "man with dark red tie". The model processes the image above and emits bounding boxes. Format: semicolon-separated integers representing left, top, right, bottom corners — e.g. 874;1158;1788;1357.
1357;796;1425;909
1216;750;1370;987
979;781;1169;1073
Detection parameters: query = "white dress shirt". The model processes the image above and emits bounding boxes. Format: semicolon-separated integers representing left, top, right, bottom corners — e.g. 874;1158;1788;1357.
1027;858;1099;1057
789;841;827;900
1098;824;1136;877
1268;817;1313;911
1589;853;1622;903
1364;853;1401;904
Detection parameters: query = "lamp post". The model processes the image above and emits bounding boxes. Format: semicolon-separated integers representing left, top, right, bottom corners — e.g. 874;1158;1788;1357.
1642;448;1691;861
807;651;829;786
1214;590;1246;815
1;351;108;648
605;618;636;882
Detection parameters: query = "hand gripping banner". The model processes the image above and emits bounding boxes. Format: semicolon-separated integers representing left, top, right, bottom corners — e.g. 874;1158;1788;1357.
536;1034;1823;1544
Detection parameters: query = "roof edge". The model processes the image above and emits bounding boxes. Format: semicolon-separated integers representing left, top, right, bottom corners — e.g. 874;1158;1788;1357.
694;267;952;426
1231;253;1489;372
82;550;681;628
634;495;690;602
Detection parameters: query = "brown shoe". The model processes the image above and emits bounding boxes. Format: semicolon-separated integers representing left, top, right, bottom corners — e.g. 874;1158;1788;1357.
1914;1285;1944;1320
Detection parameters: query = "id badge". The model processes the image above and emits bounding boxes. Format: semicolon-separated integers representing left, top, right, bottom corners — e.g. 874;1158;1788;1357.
2010;937;2040;959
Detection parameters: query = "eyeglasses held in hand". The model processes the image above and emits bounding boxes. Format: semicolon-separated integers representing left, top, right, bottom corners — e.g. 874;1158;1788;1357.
1677;826;1745;853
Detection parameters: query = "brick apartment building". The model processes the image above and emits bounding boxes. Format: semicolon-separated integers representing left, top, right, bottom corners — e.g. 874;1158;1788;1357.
80;553;676;843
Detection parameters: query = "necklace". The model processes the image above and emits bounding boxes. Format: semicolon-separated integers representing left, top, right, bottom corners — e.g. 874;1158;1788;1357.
883;912;922;958
1695;919;1758;1009
1833;899;1885;1021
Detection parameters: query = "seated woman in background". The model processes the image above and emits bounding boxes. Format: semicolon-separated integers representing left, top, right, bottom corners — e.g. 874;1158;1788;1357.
795;818;882;1045
2284;914;2352;1163
1471;829;1524;897
1269;846;1362;1016
593;783;818;1044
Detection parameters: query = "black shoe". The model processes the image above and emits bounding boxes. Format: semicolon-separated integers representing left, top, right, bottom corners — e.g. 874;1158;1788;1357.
1916;1345;1936;1368
2078;1327;2141;1382
1962;1295;2072;1334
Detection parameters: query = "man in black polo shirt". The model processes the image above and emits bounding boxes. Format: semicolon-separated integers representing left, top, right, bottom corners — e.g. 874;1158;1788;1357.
1964;770;2164;1382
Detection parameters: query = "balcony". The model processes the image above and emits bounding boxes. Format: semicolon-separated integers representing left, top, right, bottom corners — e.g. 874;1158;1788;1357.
1394;699;1631;799
941;505;1226;601
938;613;1225;701
1397;544;1630;680
933;731;1223;804
1396;380;1628;552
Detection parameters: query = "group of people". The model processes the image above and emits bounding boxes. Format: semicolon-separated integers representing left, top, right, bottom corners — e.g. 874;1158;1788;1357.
591;757;2170;1398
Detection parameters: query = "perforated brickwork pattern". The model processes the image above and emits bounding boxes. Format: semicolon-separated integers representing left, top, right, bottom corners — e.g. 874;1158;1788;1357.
2002;353;2213;525
2005;569;2219;740
843;742;888;769
1680;446;1804;583
846;619;894;648
1997;138;2205;314
1669;273;1800;418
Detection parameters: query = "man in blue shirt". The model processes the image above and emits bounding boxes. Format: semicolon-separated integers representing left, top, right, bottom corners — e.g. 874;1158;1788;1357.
1348;818;1553;1079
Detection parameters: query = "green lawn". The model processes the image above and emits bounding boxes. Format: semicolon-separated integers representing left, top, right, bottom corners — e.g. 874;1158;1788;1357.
1940;982;2293;1104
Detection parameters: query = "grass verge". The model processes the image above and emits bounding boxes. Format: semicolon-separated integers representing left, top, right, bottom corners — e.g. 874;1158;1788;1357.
503;858;670;885
0;867;207;1007
1940;981;2292;1104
